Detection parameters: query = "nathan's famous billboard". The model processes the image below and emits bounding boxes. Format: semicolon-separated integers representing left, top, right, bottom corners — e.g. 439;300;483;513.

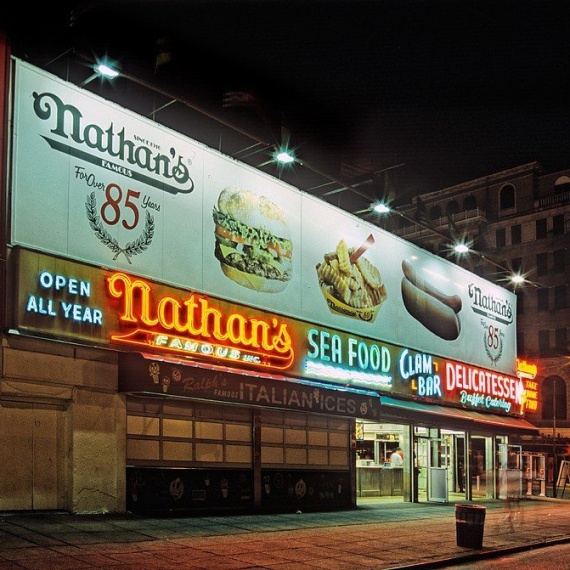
14;248;528;416
10;59;517;376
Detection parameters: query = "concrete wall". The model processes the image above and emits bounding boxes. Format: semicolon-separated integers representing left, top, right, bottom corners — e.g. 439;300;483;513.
0;335;126;513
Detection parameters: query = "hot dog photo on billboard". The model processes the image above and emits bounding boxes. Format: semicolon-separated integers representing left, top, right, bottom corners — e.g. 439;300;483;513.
212;187;293;292
400;258;462;340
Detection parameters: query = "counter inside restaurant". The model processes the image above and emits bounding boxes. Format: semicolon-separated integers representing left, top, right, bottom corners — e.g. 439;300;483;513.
357;460;403;497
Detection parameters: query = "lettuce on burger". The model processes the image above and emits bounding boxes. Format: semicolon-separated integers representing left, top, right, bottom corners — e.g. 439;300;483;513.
212;187;293;292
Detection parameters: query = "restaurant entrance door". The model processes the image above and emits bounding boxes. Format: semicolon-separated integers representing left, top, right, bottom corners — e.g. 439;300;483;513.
415;431;450;503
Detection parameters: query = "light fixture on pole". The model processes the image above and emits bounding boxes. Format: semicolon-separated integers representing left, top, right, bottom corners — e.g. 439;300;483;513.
81;59;120;86
275;149;295;164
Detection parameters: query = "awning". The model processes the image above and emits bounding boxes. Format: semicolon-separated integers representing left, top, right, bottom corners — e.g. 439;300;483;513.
118;352;381;420
379;395;539;435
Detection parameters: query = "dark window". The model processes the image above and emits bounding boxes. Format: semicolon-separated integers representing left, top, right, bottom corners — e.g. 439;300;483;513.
496;228;506;248
536;253;548;276
429;205;442;221
553;249;566;273
537;288;549;311
536;218;547;239
463;196;477;211
553;214;565;236
542;376;567;420
500;184;515;209
554;285;567;309
538;330;550;355
511;224;521;245
446;201;459;216
555;328;568;353
517;331;525;353
511;257;522;273
516;290;524;314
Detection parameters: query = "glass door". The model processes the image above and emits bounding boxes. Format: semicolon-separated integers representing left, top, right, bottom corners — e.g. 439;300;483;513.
427;438;449;502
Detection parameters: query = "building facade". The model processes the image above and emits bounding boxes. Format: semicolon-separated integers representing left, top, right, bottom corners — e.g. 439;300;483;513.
0;32;540;516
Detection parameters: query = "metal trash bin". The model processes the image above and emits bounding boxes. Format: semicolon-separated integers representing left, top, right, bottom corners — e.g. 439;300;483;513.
455;503;486;549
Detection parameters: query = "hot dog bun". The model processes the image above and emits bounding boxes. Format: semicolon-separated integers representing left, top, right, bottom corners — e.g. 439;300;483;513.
401;277;461;340
402;259;462;313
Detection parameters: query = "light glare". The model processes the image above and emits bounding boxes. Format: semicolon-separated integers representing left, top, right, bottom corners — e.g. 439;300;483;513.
96;64;119;78
276;151;295;164
373;203;390;214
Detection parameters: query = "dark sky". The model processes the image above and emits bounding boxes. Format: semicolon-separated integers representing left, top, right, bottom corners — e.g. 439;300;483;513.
9;0;570;202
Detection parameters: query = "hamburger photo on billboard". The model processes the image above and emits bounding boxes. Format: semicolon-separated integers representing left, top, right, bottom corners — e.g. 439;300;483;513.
212;187;293;292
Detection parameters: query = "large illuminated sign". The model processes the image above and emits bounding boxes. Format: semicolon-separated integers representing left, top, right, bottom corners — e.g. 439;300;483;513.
395;345;524;414
107;272;294;370
14;248;526;415
12;60;519;377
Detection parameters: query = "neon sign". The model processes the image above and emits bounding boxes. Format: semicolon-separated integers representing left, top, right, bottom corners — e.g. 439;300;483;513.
304;328;393;389
516;358;538;379
445;361;524;413
25;270;103;325
399;349;442;398
517;358;539;413
106;272;294;369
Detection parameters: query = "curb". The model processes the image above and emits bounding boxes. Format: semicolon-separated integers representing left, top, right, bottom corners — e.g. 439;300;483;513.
389;535;570;569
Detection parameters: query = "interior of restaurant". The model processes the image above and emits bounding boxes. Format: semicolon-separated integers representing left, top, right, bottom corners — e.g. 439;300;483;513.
355;420;512;504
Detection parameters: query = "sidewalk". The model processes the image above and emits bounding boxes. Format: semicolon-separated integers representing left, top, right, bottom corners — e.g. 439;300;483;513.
1;498;569;569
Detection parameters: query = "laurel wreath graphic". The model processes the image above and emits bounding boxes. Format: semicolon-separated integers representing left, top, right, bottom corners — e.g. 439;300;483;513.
85;192;155;264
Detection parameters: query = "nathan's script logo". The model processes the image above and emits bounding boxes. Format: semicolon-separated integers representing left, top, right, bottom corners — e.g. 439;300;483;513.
468;283;513;325
32;91;194;195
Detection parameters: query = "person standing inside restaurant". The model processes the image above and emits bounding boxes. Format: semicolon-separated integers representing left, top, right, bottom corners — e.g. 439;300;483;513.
390;447;404;467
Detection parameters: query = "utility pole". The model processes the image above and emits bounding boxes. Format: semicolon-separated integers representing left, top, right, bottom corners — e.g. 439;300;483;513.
552;377;557;498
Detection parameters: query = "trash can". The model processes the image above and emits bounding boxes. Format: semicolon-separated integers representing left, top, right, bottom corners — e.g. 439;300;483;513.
455;503;486;549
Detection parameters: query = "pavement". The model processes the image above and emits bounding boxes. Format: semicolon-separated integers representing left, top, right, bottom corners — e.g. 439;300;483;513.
1;497;570;569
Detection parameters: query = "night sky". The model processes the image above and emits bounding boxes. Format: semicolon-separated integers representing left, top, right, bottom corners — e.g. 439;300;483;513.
8;0;570;202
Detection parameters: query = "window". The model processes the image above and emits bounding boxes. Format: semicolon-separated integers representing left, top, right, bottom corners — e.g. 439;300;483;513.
536;218;547;239
537;288;549;311
516;290;524;314
536;253;548;276
538;330;550;355
446;201;459;216
429;205;442;221
463;196;477;211
499;184;515;210
554;285;567;309
554;176;570;192
555;328;567;353
553;249;566;273
553;214;565;236
511;224;521;245
496;228;506;248
542;376;567;420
